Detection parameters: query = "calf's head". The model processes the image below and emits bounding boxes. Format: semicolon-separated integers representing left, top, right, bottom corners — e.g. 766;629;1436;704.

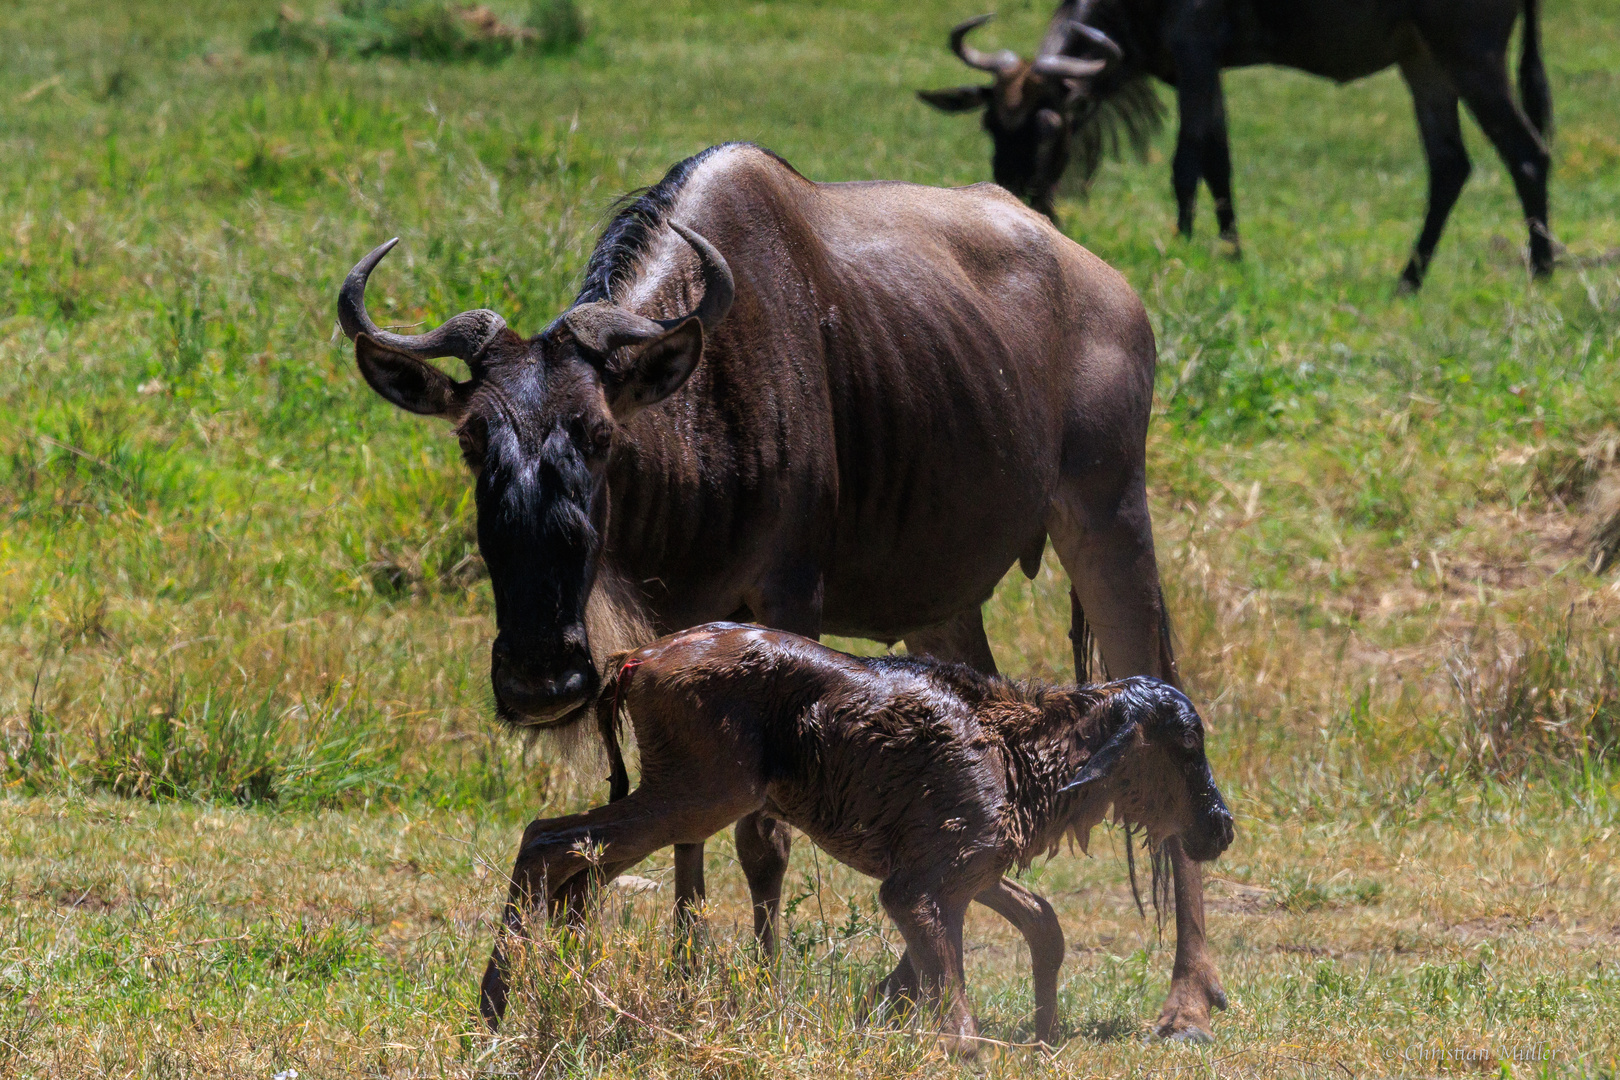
1063;677;1234;862
919;14;1116;219
337;224;733;727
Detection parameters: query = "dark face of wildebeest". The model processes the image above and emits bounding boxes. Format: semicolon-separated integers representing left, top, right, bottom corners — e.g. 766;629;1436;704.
919;14;1114;219
336;225;733;727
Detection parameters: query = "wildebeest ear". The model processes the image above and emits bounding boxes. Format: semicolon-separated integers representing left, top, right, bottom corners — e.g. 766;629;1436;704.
603;316;704;420
355;333;467;419
1060;718;1140;792
918;86;991;112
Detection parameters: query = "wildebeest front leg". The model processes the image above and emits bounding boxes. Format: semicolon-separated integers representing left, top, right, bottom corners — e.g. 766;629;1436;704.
864;950;921;1023
974;878;1064;1044
1151;837;1227;1042
1398;55;1472;292
1167;25;1231;242
673;842;707;962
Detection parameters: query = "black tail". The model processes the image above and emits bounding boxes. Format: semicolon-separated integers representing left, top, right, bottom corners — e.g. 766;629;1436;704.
1069;587;1100;684
1070;584;1178;685
1519;0;1552;140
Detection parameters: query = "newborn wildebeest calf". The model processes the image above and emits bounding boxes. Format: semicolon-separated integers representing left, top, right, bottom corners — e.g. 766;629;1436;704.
480;624;1234;1050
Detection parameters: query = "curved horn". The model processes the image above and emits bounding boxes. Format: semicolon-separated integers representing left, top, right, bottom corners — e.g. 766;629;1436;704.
1065;21;1122;63
949;14;1021;75
1031;53;1107;80
561;223;733;356
667;222;734;332
337;239;507;362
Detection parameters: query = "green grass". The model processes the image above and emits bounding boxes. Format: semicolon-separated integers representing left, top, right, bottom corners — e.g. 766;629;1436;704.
2;0;1619;1075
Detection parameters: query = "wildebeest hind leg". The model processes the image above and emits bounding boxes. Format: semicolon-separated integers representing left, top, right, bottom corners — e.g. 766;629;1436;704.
1448;59;1552;277
1050;481;1227;1039
1048;480;1173;684
1151;837;1227;1042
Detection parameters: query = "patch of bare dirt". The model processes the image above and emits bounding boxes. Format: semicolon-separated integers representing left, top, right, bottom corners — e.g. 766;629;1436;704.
40;885;123;912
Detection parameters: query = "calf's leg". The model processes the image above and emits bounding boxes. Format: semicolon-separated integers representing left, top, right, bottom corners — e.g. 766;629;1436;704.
480;790;755;1028
727;577;823;955
878;876;977;1055
974;878;1065;1045
882;606;1002;998
734;812;793;955
673;842;707;962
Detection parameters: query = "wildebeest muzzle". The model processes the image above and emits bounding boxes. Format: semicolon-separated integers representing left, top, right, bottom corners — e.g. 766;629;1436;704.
491;634;598;728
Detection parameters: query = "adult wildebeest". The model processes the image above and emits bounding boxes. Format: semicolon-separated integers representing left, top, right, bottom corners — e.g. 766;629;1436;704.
337;142;1225;1039
477;625;1235;1052
920;0;1553;289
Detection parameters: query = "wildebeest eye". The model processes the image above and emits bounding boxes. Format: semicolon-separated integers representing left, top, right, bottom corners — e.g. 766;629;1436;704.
579;418;613;461
457;417;488;469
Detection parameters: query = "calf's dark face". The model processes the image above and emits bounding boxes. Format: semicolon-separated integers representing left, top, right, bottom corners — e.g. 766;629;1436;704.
1066;681;1235;862
1152;697;1234;862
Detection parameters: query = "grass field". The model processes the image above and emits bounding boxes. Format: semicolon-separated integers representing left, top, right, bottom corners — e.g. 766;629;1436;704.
3;0;1619;1075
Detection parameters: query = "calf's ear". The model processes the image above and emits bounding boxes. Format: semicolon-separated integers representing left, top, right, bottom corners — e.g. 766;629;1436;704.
918;86;991;113
603;317;704;420
1060;718;1139;792
355;333;466;419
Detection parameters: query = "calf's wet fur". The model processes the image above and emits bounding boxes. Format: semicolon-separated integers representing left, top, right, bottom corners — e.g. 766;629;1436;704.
481;624;1234;1051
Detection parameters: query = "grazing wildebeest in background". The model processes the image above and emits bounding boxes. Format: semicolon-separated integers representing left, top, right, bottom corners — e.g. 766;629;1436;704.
921;0;1553;289
477;625;1235;1051
338;141;1226;1038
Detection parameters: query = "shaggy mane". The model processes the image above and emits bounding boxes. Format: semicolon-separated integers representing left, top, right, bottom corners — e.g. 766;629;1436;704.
1065;74;1166;191
573;141;796;307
